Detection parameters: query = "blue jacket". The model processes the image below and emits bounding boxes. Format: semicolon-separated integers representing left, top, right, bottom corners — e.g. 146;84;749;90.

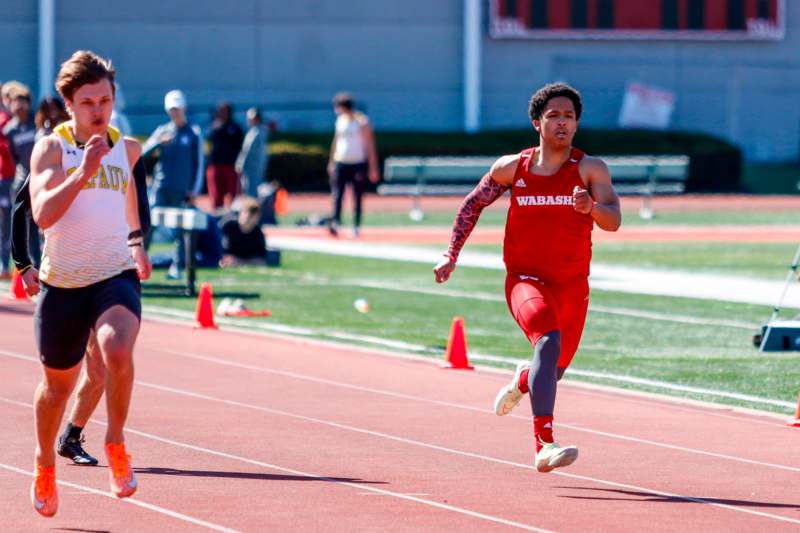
142;121;204;197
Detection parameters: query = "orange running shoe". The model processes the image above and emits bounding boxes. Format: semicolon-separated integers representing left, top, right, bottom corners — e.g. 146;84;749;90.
105;442;137;498
30;463;57;517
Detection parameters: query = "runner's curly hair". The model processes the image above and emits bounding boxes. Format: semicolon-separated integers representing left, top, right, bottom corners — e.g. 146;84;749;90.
528;83;582;121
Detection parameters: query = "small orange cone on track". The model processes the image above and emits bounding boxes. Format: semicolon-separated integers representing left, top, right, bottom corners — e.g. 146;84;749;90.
8;270;28;301
442;316;473;370
790;392;800;428
195;282;217;329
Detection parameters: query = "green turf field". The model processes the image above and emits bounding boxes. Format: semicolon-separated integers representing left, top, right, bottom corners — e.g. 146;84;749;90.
142;248;800;415
286;208;800;228
465;241;799;280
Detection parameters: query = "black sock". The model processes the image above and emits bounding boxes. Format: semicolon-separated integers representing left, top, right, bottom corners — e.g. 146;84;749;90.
65;422;83;441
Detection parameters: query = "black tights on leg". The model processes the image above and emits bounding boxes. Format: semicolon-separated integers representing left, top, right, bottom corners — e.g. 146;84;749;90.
527;331;561;417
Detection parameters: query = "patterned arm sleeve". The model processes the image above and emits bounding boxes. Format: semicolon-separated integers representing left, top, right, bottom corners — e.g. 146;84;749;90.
446;174;509;262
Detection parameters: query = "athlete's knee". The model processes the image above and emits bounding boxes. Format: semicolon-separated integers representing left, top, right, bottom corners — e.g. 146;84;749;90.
534;331;561;361
38;379;73;403
43;385;72;403
96;330;133;370
530;331;561;385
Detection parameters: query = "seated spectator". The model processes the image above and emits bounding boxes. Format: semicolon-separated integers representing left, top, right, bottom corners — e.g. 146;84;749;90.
195;212;224;268
219;196;267;267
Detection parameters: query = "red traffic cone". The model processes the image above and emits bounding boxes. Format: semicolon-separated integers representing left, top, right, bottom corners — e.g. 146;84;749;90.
195;282;217;329
8;270;29;301
275;188;289;216
442;316;473;370
789;393;800;428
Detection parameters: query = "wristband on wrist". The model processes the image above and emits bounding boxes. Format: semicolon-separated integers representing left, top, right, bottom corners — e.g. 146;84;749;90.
128;229;143;240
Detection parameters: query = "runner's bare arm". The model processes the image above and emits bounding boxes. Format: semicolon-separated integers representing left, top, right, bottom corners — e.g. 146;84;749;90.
30;134;109;229
433;155;515;283
327;133;338;177
577;156;621;232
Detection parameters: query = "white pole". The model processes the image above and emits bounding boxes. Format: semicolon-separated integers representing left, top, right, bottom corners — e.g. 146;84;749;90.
38;0;55;99
463;0;481;133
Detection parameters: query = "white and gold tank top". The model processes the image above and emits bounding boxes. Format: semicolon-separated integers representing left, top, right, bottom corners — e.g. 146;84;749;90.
39;122;135;288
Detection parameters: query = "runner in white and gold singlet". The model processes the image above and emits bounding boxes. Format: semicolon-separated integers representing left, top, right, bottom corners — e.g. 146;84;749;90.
39;122;135;288
28;50;150;518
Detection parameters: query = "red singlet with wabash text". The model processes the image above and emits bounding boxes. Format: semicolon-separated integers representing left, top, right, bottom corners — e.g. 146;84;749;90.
503;147;593;282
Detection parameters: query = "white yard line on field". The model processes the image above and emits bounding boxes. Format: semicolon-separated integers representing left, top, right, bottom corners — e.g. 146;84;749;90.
270;236;800;309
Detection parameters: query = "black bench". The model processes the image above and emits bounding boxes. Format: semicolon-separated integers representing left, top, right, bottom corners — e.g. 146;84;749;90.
380;155;689;220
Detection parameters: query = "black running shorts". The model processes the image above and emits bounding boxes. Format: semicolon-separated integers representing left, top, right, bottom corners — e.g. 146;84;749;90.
34;270;141;369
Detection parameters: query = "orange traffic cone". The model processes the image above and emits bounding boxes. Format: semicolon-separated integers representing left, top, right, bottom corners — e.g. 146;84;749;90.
790;392;800;427
8;270;28;301
195;282;217;329
442;316;473;370
275;188;289;217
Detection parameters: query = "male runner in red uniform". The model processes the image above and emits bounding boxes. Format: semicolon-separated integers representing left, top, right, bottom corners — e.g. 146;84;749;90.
434;83;621;472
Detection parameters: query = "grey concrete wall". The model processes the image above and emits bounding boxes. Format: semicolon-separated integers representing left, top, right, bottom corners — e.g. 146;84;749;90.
482;1;800;162
0;2;38;92
39;0;463;135
1;1;798;162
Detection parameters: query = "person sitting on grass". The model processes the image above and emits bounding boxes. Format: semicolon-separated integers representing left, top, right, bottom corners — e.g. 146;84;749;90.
219;196;267;267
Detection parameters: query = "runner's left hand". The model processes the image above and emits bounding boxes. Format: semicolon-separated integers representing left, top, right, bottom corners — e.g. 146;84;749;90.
572;186;593;215
131;246;152;280
369;167;380;184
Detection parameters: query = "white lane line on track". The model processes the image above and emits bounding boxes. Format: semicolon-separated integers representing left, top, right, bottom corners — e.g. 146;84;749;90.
3;357;798;528
0;463;240;532
140;315;793;424
152;347;800;474
0;398;552;533
141;306;793;412
358;492;431;497
1;346;794;474
115;384;800;527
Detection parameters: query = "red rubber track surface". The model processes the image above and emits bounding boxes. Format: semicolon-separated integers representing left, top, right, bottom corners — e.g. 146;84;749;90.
1;302;799;532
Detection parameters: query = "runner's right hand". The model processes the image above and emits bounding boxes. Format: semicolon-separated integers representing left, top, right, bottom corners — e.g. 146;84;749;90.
433;255;456;284
81;135;111;176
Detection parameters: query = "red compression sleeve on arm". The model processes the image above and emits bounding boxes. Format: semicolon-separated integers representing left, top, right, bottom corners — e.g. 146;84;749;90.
446;174;508;261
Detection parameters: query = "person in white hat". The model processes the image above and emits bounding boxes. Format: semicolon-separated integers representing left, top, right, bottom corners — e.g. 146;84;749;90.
141;89;205;279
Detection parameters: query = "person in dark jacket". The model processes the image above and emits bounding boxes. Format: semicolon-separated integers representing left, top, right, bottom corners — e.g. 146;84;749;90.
206;101;244;209
141;89;204;278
